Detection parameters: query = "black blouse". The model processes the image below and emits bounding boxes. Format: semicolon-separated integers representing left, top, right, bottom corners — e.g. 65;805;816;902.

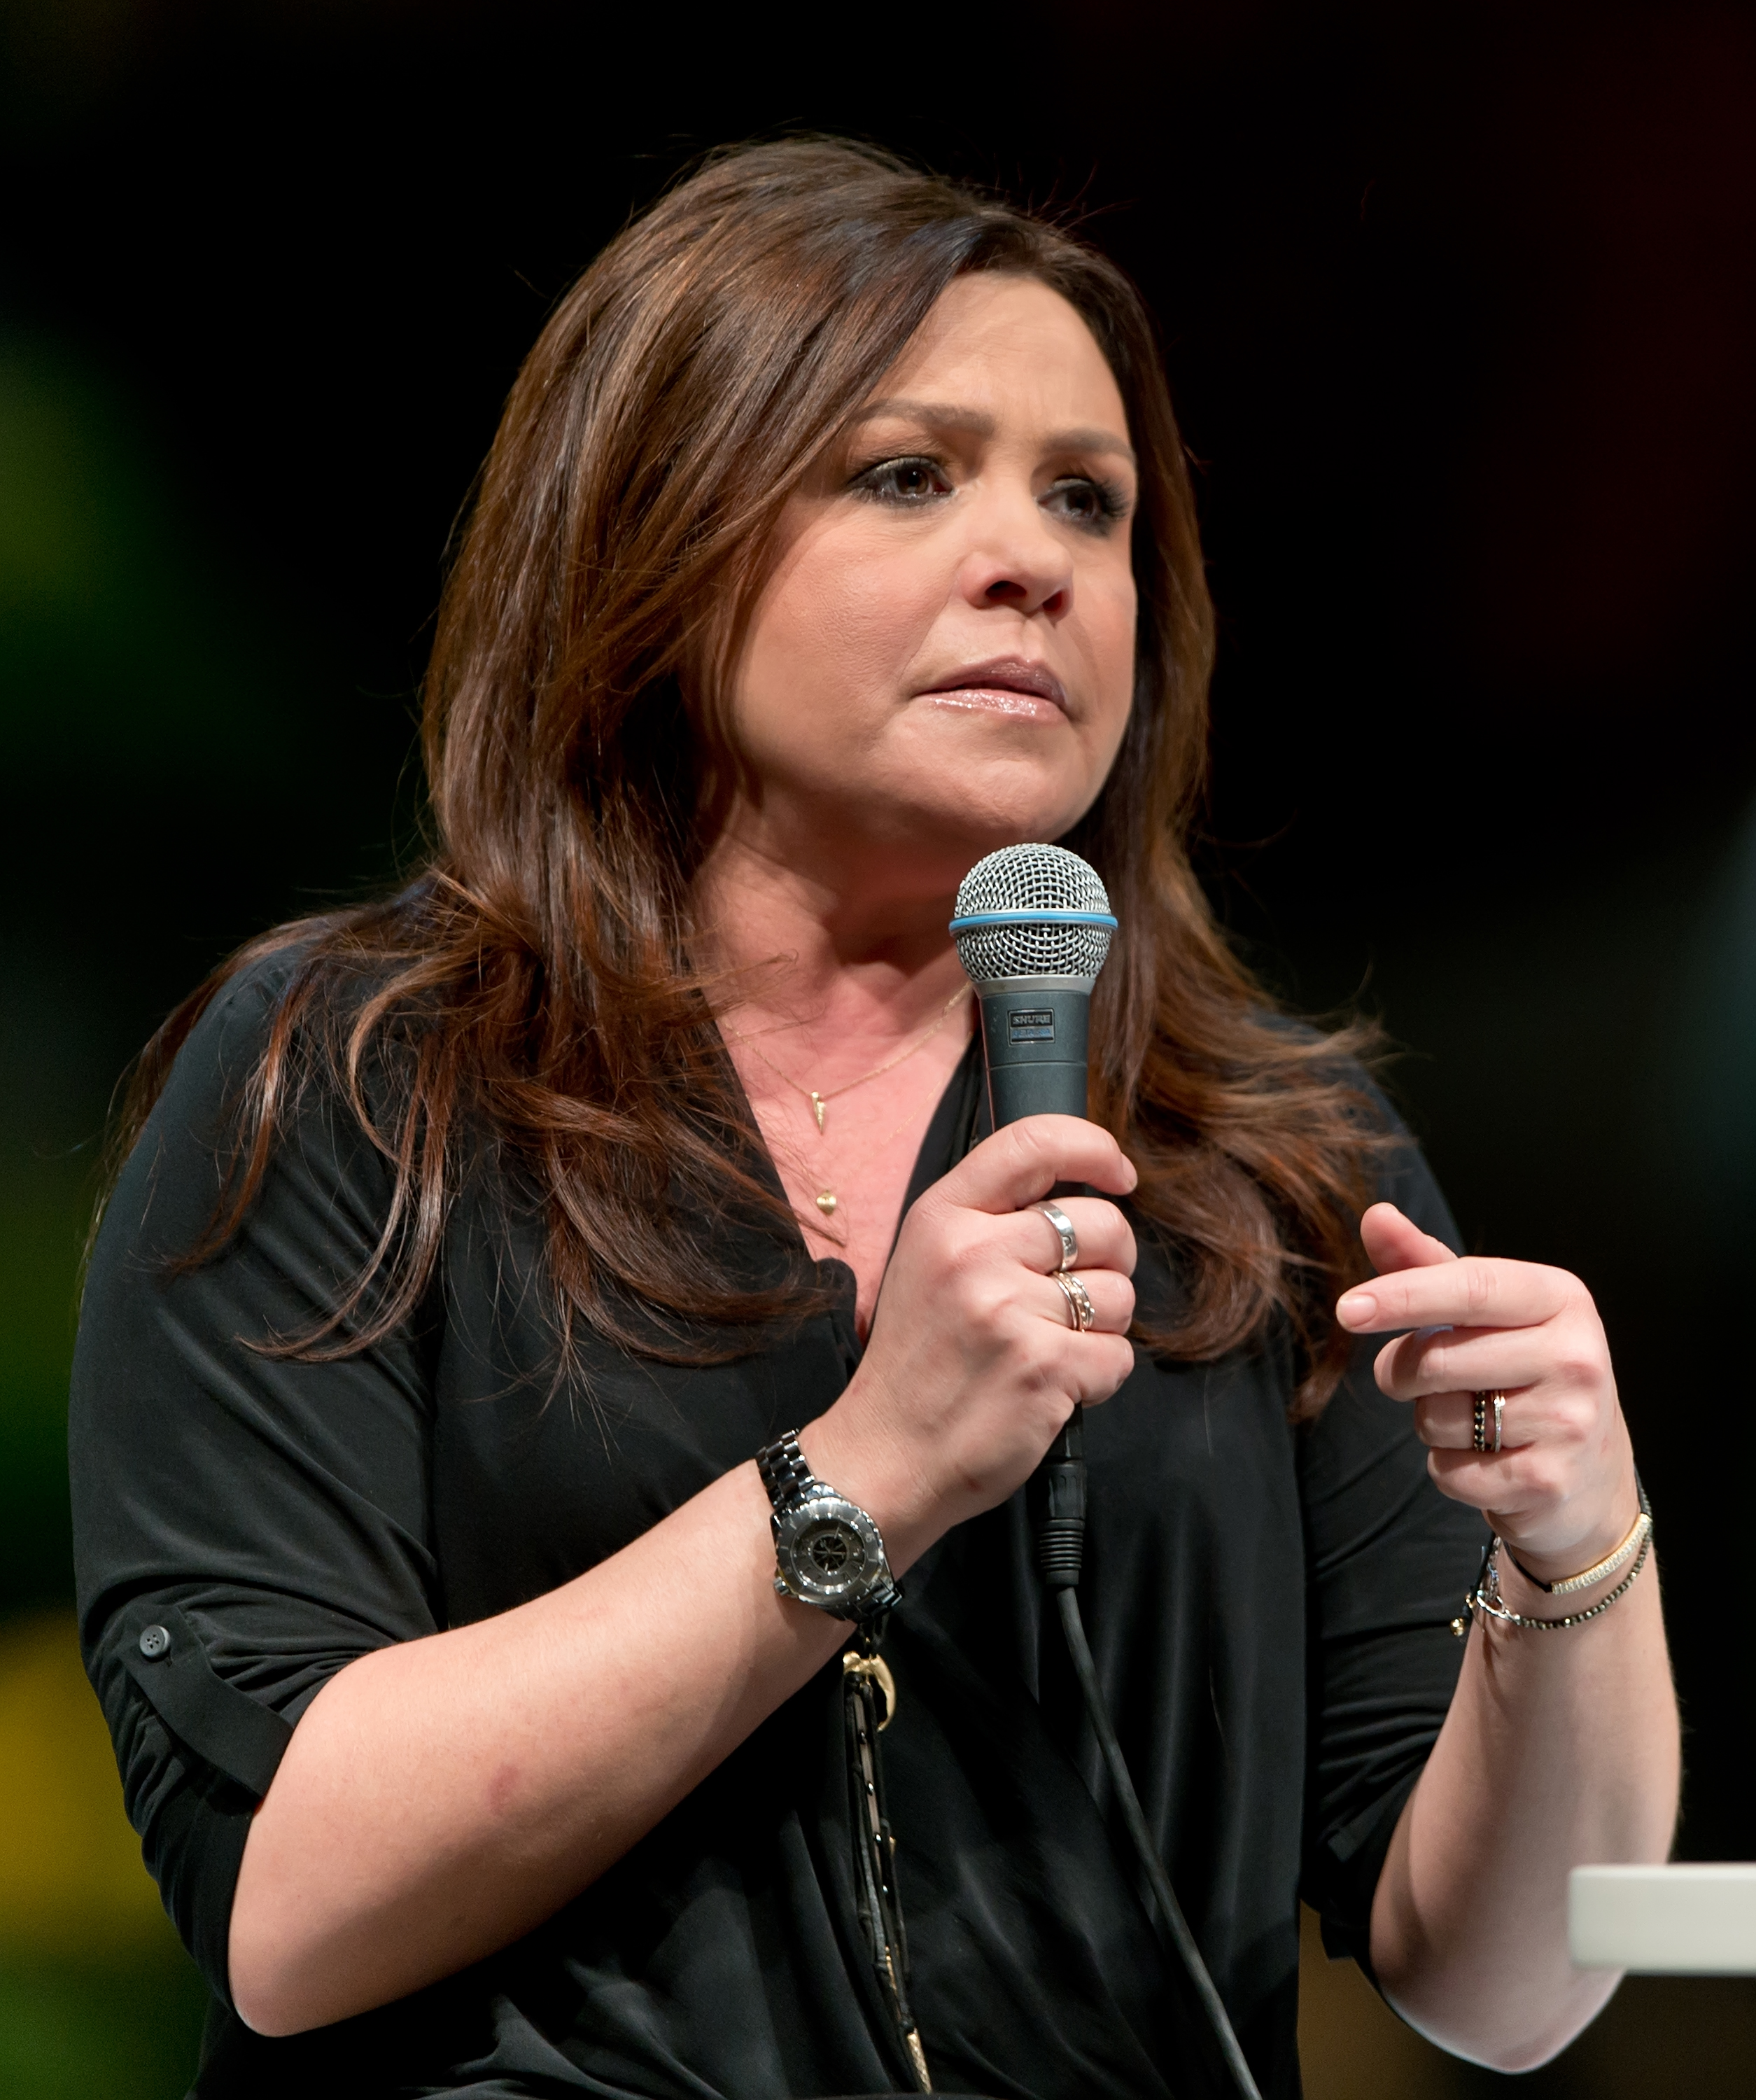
70;955;1484;2100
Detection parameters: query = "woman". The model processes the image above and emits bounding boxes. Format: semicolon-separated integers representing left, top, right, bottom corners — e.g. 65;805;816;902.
72;139;1678;2099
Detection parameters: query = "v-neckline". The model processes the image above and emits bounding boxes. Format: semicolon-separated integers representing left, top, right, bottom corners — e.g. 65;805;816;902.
713;1023;989;1322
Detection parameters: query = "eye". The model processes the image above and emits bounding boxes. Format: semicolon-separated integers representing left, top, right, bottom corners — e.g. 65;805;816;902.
850;454;955;506
1042;475;1130;534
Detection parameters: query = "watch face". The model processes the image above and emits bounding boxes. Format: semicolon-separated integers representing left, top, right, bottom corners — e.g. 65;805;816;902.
775;1494;886;1609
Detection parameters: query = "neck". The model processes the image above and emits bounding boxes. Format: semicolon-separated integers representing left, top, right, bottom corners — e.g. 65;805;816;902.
697;816;979;1328
696;825;971;1050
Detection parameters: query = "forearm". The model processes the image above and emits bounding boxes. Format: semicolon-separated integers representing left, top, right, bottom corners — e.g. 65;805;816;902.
228;1373;972;2040
230;1455;849;2035
1370;1555;1678;2069
227;1122;1137;2038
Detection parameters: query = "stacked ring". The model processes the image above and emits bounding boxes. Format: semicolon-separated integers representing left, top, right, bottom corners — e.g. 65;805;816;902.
1473;1390;1508;1454
1053;1273;1097;1331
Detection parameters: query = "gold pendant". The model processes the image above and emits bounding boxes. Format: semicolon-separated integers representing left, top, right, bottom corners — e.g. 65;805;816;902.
809;1091;825;1132
815;1190;838;1216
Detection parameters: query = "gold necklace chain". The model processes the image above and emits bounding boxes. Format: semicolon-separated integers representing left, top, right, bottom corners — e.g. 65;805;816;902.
785;1079;950;1224
727;983;971;1135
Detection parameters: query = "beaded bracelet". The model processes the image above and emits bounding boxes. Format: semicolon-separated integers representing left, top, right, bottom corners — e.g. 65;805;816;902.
1452;1475;1655;1637
1453;1527;1653;1636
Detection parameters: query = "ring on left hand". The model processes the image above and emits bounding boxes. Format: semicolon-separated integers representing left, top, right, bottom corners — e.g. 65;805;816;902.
1473;1390;1506;1454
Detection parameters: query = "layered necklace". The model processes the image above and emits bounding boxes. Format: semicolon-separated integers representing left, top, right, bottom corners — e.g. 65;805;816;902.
727;983;971;1218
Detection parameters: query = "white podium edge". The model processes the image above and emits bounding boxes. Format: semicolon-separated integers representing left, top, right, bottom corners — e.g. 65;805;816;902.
1570;1864;1756;1975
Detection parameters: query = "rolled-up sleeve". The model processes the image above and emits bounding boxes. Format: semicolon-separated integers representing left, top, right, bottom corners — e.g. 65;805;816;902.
69;959;442;2002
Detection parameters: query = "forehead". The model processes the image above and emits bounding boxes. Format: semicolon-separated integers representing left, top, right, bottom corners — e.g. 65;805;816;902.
862;274;1128;440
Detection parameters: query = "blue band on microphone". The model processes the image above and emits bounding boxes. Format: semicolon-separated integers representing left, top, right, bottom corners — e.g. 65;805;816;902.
948;909;1118;934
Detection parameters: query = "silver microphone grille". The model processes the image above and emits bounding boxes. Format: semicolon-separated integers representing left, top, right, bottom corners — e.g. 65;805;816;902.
950;844;1116;986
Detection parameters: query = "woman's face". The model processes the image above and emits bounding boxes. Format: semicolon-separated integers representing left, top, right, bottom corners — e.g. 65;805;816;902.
723;272;1139;897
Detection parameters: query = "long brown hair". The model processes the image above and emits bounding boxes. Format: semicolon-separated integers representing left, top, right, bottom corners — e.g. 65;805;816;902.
101;137;1382;1414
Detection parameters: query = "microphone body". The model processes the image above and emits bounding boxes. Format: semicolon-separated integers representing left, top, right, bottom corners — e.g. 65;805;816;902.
974;977;1093;1127
973;969;1093;1588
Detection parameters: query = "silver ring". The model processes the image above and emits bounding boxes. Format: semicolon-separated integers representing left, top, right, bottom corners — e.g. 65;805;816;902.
1491;1391;1505;1455
1032;1199;1079;1273
1052;1272;1096;1332
1472;1391;1488;1452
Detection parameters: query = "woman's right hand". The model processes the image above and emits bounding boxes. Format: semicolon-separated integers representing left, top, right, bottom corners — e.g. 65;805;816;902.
806;1114;1138;1570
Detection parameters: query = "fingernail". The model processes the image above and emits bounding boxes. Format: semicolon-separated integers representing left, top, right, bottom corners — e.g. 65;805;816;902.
1337;1291;1375;1325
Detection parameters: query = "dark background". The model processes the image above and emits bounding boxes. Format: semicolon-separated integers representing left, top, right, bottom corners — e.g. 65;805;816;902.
1;1;1753;2093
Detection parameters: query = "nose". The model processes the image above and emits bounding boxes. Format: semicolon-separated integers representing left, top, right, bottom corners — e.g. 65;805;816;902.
955;485;1074;620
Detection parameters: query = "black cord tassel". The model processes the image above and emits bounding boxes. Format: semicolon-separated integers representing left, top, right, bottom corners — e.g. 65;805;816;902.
843;1631;932;2092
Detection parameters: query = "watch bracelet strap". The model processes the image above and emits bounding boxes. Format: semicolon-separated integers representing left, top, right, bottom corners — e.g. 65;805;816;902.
846;1574;906;1626
756;1429;817;1511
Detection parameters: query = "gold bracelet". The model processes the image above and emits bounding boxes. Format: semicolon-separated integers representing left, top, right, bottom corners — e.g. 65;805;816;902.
1454;1527;1652;1635
1507;1473;1652;1595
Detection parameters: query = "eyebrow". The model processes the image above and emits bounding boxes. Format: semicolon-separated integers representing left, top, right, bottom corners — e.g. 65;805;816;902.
852;396;1137;468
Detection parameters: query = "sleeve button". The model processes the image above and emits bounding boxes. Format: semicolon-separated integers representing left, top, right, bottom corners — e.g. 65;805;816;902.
138;1625;171;1660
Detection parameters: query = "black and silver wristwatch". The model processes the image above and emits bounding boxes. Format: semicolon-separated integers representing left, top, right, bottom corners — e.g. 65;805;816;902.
756;1431;901;1625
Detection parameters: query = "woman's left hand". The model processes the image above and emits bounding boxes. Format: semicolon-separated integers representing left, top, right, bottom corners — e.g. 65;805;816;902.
1336;1202;1640;1582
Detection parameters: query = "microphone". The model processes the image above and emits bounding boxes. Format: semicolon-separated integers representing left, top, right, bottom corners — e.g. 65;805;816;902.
947;844;1263;2100
948;842;1116;1129
950;841;1116;1590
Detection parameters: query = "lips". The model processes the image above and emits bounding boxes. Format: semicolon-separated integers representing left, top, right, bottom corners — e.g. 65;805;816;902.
919;657;1070;713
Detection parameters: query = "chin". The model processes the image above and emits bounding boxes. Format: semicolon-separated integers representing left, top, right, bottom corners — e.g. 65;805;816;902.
890;713;1108;854
894;777;1097;864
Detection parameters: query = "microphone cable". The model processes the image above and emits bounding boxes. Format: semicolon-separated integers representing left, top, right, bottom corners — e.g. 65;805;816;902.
1034;1410;1265;2100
